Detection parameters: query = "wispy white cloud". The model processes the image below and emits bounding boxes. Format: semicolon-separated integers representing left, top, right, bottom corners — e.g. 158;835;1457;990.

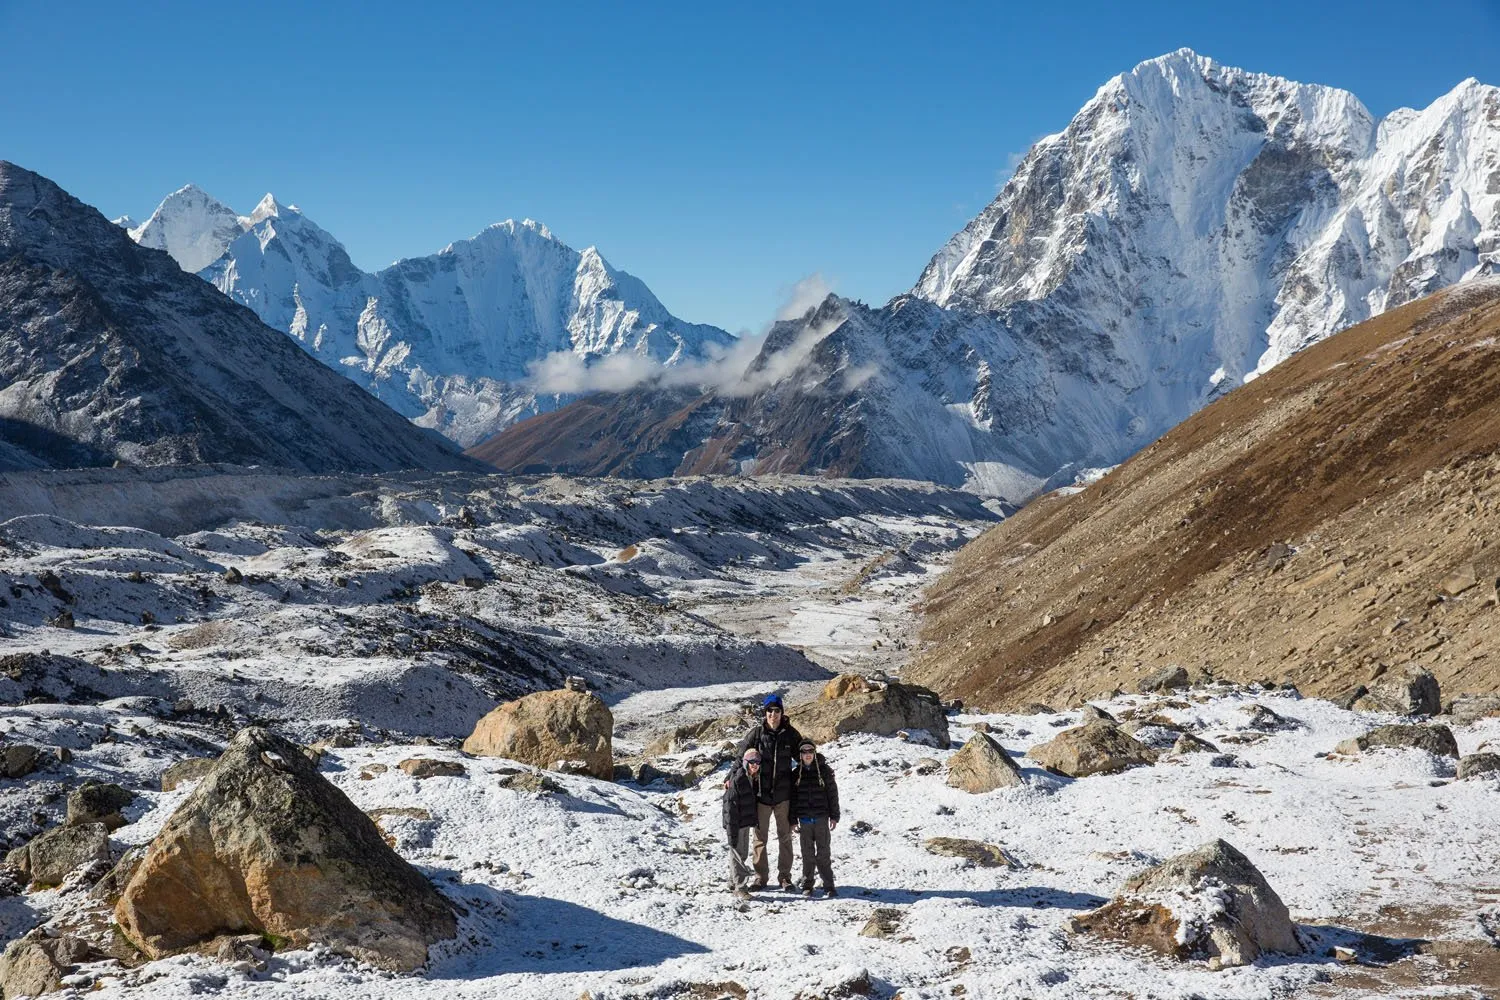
525;272;845;398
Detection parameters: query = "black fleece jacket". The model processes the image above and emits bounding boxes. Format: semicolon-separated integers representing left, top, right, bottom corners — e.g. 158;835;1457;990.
735;718;802;805
722;765;762;833
791;753;840;821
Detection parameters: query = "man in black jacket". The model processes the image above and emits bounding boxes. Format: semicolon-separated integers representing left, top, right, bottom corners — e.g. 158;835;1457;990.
792;739;839;897
735;694;802;890
721;748;764;899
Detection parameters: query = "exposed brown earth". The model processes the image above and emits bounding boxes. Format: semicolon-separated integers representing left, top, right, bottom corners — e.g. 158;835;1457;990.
911;280;1500;710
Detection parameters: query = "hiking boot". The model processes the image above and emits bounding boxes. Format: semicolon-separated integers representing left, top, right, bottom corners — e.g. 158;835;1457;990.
779;880;795;892
824;886;837;898
802;886;814;898
732;887;751;900
749;879;767;891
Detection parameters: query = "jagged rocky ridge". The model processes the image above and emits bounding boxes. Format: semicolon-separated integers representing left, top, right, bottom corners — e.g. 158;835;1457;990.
474;50;1500;500
128;187;733;446
0;163;476;474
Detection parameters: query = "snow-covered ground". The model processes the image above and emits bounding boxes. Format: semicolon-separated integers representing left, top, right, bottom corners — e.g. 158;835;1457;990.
5;688;1498;999
3;467;1498;998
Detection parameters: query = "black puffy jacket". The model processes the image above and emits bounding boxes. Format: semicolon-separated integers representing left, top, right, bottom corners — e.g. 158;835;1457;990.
722;766;762;833
792;753;839;821
736;719;802;805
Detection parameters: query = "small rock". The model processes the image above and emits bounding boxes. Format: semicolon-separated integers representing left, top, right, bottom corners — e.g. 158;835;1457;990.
498;771;561;794
1080;704;1117;724
1335;724;1459;759
910;758;940;776
222;567;243;585
397;759;466;780
564;675;589;693
1332;685;1368;711
554;759;591;775
924;837;1020;869
1261;542;1294;572
1015;703;1055;715
1439;564;1478;597
66;783;134;830
47;610;75;630
1172;733;1219;755
1138;665;1189;694
859;908;904;938
1457;753;1500;780
1;744;43;779
969;721;992;733
204;933;270;971
1243;705;1298;731
945;733;1023;793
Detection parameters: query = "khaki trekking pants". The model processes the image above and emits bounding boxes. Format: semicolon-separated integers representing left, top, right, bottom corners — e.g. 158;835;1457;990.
798;816;834;890
753;800;793;883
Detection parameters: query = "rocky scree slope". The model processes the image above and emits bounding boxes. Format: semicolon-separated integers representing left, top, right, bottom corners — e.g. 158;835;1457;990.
474;51;1500;500
910;279;1500;711
128;185;733;447
0;163;474;474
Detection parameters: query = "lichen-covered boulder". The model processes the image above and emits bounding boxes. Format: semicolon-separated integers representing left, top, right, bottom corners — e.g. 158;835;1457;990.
0;930;100;997
945;733;1023;793
1457;753;1500;780
1;744;42;779
114;727;455;972
66;783;134;830
159;757;217;792
463;688;614;780
1027;722;1157;777
6;823;111;887
1074;839;1301;969
791;678;950;748
1335;723;1459;758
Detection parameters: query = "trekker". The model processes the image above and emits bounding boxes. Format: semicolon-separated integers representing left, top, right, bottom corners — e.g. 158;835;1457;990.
736;694;802;890
792;739;839;897
722;748;763;899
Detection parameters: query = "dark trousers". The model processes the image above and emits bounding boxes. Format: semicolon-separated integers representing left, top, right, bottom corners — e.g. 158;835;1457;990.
798;816;834;889
727;826;752;890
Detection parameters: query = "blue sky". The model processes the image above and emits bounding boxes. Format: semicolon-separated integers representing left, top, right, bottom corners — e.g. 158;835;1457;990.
2;1;1497;334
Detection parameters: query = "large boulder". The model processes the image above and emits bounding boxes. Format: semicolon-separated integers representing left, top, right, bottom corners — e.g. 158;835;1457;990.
1335;723;1459;758
945;733;1023;793
1074;839;1301;969
1457;753;1500;779
114;727;455;972
6;824;111;887
159;758;217;792
1;744;42;779
66;783;134;830
0;930;101;998
1027;722;1157;777
462;689;614;780
1364;667;1441;716
1138;665;1189;693
790;677;950;748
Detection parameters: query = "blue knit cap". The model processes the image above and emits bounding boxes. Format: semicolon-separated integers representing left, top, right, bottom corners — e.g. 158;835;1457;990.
762;694;784;711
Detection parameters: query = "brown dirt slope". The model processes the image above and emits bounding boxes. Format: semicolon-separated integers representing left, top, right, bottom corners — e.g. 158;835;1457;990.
910;280;1500;711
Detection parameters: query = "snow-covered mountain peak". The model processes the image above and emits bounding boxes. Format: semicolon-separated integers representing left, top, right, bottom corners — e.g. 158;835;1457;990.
110;215;134;228
246;192;292;224
128;183;246;273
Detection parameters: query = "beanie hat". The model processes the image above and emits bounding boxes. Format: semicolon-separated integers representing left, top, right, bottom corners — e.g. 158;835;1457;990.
762;694;784;711
798;740;816;753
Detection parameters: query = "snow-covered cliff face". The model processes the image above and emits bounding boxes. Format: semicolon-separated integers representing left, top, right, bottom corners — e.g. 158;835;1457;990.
916;49;1500;386
474;51;1500;500
129;190;734;447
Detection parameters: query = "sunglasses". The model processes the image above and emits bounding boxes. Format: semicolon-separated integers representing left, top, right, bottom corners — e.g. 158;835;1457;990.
744;758;762;765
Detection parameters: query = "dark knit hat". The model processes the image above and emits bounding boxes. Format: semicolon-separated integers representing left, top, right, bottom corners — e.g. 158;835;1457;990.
798;739;816;753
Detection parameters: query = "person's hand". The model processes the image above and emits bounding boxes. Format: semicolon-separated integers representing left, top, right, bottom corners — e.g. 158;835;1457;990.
829;820;838;831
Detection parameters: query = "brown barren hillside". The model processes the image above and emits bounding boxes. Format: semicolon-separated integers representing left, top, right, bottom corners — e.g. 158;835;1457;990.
910;280;1500;711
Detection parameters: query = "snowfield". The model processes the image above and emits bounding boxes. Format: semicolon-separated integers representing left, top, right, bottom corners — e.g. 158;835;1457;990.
2;467;1498;998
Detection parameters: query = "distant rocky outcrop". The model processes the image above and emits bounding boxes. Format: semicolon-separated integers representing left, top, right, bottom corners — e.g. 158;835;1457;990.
1027;722;1157;777
1360;667;1441;716
463;688;614;780
1075;839;1301;969
790;676;950;748
114;727;456;971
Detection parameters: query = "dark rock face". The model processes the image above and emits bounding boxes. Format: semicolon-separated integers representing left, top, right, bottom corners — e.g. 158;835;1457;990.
114;727;456;971
0;161;475;474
